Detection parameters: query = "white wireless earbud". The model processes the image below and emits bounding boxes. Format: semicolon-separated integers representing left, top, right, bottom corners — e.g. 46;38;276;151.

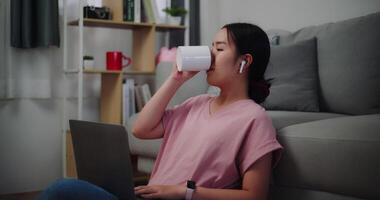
239;60;247;74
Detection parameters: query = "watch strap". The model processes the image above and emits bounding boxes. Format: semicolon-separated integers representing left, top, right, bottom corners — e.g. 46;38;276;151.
185;187;194;200
185;180;196;200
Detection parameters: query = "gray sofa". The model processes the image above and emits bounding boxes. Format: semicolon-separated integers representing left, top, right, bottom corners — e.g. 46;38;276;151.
127;12;380;200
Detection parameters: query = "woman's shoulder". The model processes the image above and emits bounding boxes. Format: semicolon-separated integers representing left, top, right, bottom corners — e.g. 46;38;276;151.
238;100;271;121
173;94;212;111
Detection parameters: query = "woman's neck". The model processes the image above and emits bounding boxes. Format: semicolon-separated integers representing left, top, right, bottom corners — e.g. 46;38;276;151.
215;79;249;106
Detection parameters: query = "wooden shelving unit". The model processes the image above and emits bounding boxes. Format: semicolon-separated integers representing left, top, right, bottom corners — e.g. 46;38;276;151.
65;69;155;75
68;19;185;73
64;3;186;178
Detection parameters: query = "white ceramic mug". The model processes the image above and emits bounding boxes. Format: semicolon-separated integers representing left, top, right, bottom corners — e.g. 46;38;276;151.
176;46;211;71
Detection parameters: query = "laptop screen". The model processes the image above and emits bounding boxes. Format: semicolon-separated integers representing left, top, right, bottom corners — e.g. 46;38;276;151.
69;120;136;200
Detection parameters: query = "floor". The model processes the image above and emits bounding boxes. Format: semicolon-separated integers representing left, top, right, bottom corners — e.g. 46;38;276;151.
0;191;40;200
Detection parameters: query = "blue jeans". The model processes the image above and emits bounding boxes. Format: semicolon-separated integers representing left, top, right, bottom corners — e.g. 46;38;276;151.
36;179;118;200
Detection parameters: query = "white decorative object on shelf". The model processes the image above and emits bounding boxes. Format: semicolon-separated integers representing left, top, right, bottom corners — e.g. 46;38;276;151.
83;55;94;69
83;59;94;69
167;16;181;25
162;5;187;25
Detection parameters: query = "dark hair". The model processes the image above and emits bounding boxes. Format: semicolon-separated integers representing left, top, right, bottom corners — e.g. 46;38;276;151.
223;23;270;104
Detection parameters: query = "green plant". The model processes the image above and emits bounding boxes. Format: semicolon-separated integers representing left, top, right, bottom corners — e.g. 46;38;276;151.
162;7;187;17
83;55;94;60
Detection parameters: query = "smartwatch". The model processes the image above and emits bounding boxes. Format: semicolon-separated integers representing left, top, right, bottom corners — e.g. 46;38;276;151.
185;180;196;200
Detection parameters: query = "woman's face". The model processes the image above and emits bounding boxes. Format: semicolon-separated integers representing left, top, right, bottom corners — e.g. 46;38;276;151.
207;28;240;87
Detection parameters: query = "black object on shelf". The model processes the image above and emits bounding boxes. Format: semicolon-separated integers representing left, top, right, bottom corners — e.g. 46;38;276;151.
83;6;112;20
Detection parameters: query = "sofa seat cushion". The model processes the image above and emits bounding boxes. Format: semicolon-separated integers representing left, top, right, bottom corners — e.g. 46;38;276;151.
274;114;380;199
137;157;155;174
267;111;345;130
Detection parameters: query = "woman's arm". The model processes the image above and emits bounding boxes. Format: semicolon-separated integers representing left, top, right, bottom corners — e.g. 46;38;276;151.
132;64;198;139
192;153;272;200
135;153;273;200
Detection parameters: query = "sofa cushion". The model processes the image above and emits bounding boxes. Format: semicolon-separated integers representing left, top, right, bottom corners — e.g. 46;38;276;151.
137;157;155;174
280;12;380;115
266;29;292;45
267;111;345;130
126;114;162;158
154;62;209;107
274;114;380;199
263;38;320;112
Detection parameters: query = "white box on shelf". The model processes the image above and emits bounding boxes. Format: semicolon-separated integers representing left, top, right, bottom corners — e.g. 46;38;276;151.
83;59;95;69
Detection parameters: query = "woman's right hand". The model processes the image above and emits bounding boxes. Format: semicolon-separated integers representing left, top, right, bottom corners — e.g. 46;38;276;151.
170;63;199;83
133;62;199;139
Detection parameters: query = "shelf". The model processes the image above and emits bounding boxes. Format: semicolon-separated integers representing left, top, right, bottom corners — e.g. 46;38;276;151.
64;69;121;74
156;24;186;31
84;69;122;74
123;69;155;75
68;19;186;31
64;68;155;75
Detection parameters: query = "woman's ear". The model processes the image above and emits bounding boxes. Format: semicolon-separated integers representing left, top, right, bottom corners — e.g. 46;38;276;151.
243;54;253;66
238;54;253;74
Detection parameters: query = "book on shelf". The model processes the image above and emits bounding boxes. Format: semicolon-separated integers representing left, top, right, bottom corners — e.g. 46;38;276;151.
141;83;152;104
123;0;141;22
123;79;136;125
122;81;129;125
134;0;141;23
135;85;144;111
142;0;155;23
123;0;134;22
134;83;152;112
151;0;168;24
128;79;136;118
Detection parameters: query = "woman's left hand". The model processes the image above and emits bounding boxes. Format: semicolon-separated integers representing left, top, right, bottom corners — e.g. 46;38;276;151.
134;184;186;199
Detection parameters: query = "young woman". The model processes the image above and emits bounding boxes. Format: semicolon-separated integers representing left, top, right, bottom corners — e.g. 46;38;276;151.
133;23;282;200
36;23;282;200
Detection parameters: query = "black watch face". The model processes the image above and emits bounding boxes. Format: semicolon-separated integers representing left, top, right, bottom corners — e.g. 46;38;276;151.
187;180;196;189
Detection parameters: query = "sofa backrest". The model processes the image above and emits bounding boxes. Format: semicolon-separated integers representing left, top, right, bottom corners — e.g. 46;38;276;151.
279;12;380;115
154;62;209;107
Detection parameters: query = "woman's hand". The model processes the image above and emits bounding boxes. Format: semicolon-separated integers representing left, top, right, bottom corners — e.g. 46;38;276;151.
135;184;186;199
132;62;198;139
170;63;199;83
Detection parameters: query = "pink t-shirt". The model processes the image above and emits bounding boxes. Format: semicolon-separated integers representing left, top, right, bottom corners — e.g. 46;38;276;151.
148;94;283;189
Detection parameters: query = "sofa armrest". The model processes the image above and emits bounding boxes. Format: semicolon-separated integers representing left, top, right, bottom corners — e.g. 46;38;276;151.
126;113;162;158
274;114;380;199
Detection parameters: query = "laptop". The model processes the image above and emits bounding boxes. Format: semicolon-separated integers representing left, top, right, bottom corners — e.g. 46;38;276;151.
69;120;141;200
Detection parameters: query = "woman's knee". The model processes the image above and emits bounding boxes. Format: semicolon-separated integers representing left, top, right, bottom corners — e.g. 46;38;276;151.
36;178;118;200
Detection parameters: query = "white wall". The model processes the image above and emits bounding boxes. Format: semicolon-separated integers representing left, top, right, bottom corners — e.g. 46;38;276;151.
200;0;380;45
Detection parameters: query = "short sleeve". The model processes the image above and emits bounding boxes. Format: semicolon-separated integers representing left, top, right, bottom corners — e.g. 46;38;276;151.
238;114;283;175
